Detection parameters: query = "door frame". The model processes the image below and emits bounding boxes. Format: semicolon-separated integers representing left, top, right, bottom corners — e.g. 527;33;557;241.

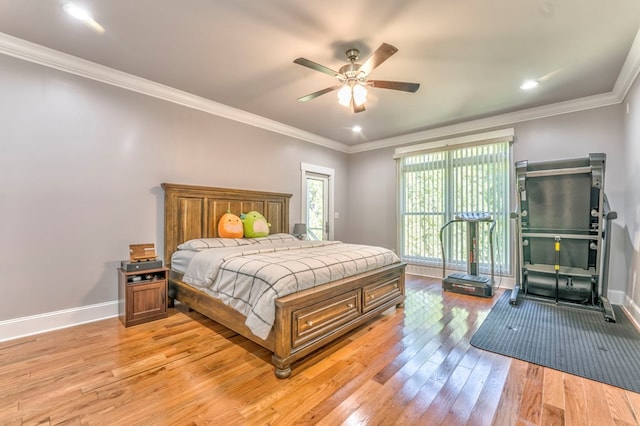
300;162;335;241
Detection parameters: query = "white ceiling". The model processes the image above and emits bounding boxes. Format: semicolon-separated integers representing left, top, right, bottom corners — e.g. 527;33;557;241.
1;0;639;150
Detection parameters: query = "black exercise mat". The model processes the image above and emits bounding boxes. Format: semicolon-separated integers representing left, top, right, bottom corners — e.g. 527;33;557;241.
470;291;640;392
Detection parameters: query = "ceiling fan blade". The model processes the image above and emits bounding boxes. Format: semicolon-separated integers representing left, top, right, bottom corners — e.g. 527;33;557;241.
297;84;342;102
367;80;420;93
357;43;398;76
294;57;341;78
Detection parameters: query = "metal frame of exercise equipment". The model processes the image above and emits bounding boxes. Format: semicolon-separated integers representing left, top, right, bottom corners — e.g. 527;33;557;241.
440;212;497;298
510;153;617;322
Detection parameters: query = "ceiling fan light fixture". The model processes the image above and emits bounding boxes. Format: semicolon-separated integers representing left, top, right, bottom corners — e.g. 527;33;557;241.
294;42;418;112
352;84;367;106
337;85;352;107
337;82;367;108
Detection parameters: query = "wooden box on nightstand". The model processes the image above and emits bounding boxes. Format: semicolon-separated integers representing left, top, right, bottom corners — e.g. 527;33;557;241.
118;266;168;327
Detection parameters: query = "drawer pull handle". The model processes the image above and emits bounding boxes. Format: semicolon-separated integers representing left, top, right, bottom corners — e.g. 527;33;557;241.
306;320;313;326
369;294;375;299
347;303;354;308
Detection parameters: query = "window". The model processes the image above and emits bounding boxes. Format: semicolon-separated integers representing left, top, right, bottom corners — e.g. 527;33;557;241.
396;133;512;275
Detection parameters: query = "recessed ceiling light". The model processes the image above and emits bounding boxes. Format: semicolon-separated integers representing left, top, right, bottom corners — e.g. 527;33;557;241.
63;2;105;34
352;125;362;133
63;3;90;20
520;79;540;90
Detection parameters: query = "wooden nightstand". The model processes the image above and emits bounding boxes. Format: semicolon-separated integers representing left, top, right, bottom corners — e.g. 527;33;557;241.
118;266;168;327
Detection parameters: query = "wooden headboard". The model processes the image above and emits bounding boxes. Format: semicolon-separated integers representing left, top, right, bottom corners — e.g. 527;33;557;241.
162;183;292;266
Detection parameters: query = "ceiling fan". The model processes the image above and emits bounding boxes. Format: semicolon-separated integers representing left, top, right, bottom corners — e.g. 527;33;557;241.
294;43;420;113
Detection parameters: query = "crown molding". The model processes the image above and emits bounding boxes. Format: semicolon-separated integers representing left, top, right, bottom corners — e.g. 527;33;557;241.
347;91;621;153
0;32;351;154
1;27;638;156
613;27;640;100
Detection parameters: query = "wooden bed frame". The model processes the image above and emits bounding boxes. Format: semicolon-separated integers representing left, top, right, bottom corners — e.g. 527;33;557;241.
162;183;406;378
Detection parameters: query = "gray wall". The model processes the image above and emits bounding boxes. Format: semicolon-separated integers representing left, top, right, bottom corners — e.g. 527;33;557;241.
0;54;349;321
346;105;629;295
346;148;398;248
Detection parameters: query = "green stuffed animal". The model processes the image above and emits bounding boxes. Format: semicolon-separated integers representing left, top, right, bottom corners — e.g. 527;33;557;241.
241;211;271;237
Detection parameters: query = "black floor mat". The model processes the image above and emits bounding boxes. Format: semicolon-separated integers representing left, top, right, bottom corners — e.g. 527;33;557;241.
470;291;640;392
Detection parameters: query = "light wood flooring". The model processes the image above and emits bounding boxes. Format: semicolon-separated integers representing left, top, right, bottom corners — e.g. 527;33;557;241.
1;275;640;425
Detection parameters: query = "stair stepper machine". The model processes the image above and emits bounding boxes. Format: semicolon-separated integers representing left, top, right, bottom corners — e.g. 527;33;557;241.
440;212;496;297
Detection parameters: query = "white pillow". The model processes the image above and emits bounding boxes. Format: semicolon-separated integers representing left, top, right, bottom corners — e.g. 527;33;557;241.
246;233;298;245
177;238;252;251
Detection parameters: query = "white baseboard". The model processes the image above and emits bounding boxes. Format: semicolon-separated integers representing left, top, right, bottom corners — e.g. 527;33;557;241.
406;264;515;289
0;301;119;342
407;266;630;309
622;294;640;330
2;285;634;343
607;290;627;306
406;264;442;279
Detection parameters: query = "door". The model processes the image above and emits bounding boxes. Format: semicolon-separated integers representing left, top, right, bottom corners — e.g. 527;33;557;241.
306;173;329;240
301;163;334;241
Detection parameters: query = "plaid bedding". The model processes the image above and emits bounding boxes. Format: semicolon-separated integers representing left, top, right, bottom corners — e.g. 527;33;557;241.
180;241;401;339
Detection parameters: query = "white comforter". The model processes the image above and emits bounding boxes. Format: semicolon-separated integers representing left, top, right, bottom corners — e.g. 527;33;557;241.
179;240;400;339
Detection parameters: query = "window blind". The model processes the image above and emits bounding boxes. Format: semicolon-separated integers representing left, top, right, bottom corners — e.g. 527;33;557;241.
398;138;512;275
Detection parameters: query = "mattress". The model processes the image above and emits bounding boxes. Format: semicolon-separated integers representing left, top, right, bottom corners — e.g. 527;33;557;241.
170;249;197;274
171;235;401;339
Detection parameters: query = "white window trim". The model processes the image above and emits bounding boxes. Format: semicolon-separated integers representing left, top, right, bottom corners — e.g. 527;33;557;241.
393;128;514;158
300;162;335;240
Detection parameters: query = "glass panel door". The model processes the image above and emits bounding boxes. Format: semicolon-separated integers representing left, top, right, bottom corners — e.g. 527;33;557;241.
306;174;329;240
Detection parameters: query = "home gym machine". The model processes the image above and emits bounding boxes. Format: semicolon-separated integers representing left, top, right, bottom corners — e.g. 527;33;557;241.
440;212;496;297
510;153;617;322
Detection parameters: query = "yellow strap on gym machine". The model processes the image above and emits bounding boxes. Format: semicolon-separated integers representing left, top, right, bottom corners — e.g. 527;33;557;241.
554;237;561;271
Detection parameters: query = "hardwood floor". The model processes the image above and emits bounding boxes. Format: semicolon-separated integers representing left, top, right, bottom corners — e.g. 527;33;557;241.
1;275;639;425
